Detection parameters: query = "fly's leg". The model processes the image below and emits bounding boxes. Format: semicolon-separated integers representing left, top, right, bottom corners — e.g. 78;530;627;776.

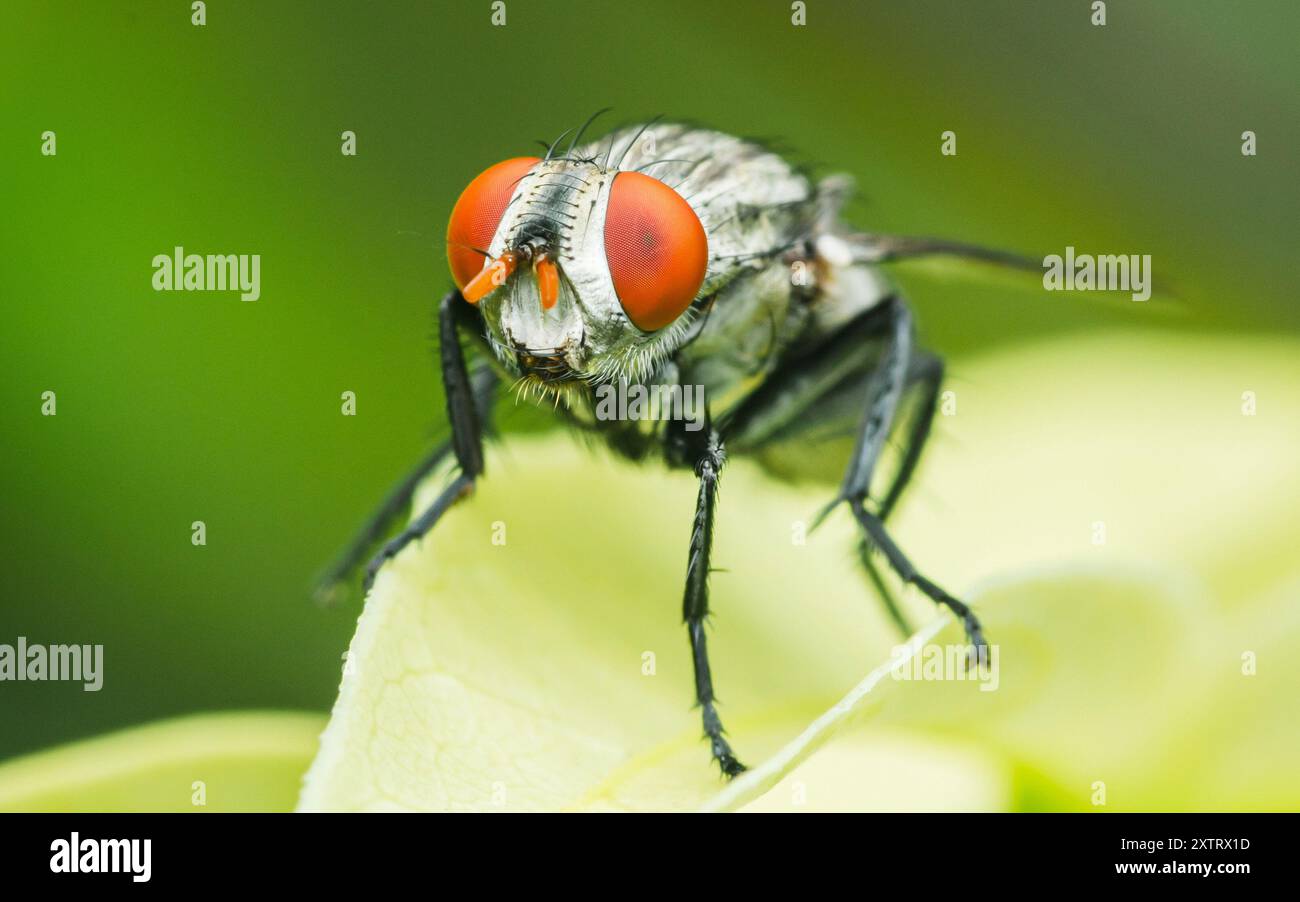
820;296;911;515
851;500;987;666
314;360;496;605
359;289;488;594
721;299;939;639
362;470;474;592
878;351;944;522
852;350;940;633
314;440;453;606
680;427;746;778
824;298;988;663
857;543;911;637
853;350;945;636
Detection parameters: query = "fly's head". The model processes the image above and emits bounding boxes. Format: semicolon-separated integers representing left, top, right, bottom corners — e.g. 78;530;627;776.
445;152;709;397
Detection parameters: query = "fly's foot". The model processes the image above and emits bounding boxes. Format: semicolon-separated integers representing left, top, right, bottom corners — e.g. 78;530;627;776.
846;500;992;671
927;580;989;671
960;609;990;672
712;739;748;780
313;579;349;610
702;702;747;779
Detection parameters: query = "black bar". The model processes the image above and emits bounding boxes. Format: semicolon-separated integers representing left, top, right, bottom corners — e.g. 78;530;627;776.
0;813;1285;888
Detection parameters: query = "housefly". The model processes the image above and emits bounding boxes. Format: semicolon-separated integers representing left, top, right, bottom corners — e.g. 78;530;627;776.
319;114;1033;777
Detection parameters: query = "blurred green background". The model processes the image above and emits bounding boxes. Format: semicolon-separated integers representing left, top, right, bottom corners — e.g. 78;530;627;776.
0;0;1296;761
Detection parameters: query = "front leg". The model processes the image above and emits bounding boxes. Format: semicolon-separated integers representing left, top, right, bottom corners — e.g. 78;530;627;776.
680;427;746;778
362;289;487;593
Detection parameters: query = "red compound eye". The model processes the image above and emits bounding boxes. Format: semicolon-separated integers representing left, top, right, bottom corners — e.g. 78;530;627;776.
446;156;540;291
603;171;708;331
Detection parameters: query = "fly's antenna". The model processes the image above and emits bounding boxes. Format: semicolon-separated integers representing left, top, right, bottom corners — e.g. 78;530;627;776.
611;114;665;171
565;107;612;160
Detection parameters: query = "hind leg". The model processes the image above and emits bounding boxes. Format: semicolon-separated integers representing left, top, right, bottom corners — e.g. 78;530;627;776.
819;299;988;662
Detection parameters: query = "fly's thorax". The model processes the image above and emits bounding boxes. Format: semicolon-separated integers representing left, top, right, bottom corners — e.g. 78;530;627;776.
673;259;812;415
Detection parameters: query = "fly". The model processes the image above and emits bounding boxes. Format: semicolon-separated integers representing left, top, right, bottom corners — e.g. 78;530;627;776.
318;114;1037;778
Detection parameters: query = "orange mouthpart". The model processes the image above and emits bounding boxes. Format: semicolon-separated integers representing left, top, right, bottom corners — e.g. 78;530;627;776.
536;255;559;310
461;251;518;303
